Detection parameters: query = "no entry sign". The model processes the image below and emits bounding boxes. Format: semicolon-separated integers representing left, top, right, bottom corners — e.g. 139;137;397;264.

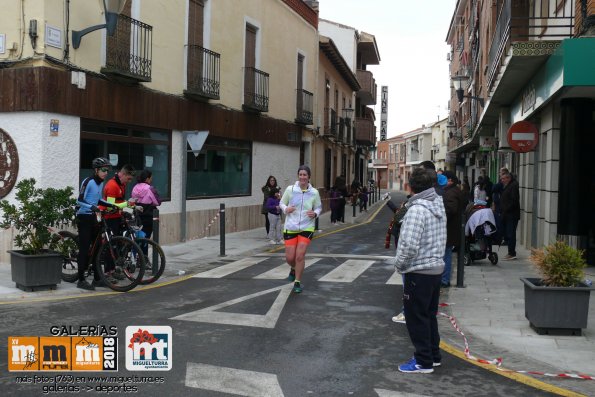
507;120;538;153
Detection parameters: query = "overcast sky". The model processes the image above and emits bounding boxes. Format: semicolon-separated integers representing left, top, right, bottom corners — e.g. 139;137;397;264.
318;0;457;138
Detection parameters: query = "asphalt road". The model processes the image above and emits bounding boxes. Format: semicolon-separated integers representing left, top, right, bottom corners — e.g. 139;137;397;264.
0;193;561;396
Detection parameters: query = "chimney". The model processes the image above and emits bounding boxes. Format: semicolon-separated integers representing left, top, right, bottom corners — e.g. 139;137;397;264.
304;0;319;13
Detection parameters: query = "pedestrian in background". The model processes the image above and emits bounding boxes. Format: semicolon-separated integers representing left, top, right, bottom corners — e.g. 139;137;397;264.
335;175;348;224
131;169;162;239
359;186;369;212
261;176;280;237
391;167;446;374
461;175;471;202
441;171;465;288
500;172;520;260
266;190;283;245
329;185;340;224
474;176;488;203
280;165;322;294
490;167;509;245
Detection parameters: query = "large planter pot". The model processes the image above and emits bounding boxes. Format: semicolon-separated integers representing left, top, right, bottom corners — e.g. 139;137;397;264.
521;277;593;336
9;250;63;292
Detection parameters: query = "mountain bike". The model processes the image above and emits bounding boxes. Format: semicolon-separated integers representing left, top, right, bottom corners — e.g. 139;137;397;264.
121;207;166;285
52;229;79;283
54;210;146;292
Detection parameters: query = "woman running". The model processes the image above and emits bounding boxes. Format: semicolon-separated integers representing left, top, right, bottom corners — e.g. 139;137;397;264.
279;165;322;293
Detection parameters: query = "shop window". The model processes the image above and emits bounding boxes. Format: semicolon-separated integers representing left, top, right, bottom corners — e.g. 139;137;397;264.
186;136;251;198
80;120;171;200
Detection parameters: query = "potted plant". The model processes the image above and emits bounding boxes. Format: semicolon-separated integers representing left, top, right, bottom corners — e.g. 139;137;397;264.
521;241;593;335
0;178;76;291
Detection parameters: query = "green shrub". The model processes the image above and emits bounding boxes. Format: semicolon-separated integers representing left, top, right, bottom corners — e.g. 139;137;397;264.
0;178;76;255
529;241;587;287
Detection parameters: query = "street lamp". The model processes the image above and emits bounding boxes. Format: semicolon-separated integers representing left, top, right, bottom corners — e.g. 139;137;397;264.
342;108;354;120
72;0;128;49
452;75;485;107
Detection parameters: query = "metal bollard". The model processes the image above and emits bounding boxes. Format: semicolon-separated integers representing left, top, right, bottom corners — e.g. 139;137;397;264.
456;219;465;288
219;203;226;257
315;216;319;230
352;202;356;217
152;208;160;243
152;208;160;273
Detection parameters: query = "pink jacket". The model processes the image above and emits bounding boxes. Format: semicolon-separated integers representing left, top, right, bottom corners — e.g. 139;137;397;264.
131;183;161;206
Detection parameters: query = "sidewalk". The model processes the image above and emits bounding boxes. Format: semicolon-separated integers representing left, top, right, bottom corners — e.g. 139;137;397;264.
444;244;595;396
1;191;594;395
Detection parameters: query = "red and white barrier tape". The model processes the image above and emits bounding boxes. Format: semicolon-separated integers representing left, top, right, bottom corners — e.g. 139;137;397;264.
438;302;595;380
186;211;221;241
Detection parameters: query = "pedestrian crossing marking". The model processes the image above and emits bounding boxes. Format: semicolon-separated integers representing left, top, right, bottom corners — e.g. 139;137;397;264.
193;257;268;278
385;271;403;285
186;362;284;397
375;389;430;397
253;258;322;279
170;284;292;328
317;259;375;283
256;253;392;260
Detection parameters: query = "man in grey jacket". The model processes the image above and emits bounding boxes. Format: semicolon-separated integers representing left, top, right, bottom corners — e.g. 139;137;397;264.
393;167;447;374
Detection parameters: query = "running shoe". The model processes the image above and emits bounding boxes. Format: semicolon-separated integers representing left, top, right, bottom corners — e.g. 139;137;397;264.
287;269;296;282
392;312;406;324
398;357;433;374
292;282;302;293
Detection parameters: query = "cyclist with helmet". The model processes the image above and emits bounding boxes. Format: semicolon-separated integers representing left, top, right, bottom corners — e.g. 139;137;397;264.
101;164;137;279
75;157;113;290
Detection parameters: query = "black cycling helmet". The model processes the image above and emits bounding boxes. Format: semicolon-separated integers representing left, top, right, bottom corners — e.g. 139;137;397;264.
92;157;111;169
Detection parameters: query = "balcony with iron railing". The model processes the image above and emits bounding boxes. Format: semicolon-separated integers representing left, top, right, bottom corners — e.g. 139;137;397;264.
355;116;375;146
295;89;313;125
487;0;575;89
102;14;152;83
323;108;337;139
344;118;353;146
371;158;388;167
243;67;269;113
338;117;345;143
356;70;377;105
185;45;220;101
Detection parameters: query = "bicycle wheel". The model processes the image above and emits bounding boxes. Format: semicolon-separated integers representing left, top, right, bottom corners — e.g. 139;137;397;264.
55;231;79;283
134;238;166;285
94;236;145;292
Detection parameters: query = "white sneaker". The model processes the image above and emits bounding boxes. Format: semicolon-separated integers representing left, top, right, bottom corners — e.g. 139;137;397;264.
269;240;276;245
276;240;284;245
392;312;406;323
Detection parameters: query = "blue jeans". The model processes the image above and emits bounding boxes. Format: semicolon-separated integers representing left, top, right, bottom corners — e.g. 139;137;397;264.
403;272;442;368
502;216;519;256
442;246;453;286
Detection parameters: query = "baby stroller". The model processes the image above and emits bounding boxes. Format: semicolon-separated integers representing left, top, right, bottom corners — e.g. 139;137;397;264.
463;207;498;265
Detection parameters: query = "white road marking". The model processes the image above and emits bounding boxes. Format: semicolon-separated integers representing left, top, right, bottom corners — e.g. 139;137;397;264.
253;258;321;279
255;253;392;260
317;259;375;283
186;362;284;397
170;284;292;328
192;257;267;278
375;389;431;397
385;270;403;285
